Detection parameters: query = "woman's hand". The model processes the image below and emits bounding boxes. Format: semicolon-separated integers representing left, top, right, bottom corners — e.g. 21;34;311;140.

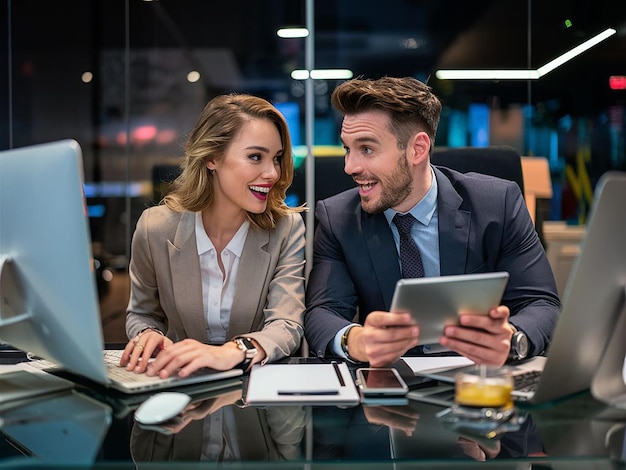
120;329;173;373
145;338;266;378
157;389;243;434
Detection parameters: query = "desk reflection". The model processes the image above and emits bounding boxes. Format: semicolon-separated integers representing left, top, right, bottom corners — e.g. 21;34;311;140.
130;389;307;463
313;400;545;462
0;390;111;464
3;381;626;466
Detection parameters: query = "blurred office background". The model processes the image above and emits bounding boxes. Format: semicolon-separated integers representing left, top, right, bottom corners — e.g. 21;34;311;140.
2;0;625;341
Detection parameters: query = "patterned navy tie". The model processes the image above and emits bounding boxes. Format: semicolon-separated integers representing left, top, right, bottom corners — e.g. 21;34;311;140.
393;213;425;278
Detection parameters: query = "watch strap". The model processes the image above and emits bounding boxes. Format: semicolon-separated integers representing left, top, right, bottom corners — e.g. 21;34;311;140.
233;337;257;369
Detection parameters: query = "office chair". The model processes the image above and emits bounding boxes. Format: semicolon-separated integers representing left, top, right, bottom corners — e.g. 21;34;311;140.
292;145;525;203
431;146;525;196
430;146;550;246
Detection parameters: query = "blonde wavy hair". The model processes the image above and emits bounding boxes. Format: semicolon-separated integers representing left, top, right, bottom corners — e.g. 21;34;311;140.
163;94;305;231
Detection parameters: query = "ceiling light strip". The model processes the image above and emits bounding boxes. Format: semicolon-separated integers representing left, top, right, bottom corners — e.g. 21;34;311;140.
435;70;540;80
537;28;616;76
435;28;616;81
291;69;354;80
277;28;310;39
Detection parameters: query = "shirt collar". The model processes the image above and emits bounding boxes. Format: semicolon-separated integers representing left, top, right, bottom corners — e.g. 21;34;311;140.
195;211;250;256
384;166;438;226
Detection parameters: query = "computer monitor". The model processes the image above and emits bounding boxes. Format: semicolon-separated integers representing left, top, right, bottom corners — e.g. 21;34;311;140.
581;172;626;407
0;139;108;381
542;171;626;404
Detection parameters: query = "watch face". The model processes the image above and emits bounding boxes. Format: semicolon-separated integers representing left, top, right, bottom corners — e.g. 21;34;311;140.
520;336;529;356
515;332;529;358
241;338;257;358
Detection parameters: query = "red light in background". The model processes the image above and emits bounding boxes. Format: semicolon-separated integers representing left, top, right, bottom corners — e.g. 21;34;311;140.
609;76;626;90
132;125;157;142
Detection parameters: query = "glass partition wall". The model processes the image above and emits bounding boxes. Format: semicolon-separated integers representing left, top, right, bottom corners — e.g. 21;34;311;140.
3;0;625;342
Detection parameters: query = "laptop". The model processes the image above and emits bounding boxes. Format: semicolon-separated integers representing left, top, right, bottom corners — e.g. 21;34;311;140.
411;171;626;405
26;349;242;394
0;140;242;396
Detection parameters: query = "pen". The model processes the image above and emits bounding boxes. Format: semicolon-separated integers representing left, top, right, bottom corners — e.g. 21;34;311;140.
277;390;339;396
332;361;346;387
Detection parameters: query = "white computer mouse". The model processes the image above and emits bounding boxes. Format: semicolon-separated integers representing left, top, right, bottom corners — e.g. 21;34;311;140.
134;392;191;425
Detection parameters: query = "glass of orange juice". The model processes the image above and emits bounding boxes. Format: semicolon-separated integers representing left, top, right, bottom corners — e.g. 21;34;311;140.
454;366;513;410
437;365;521;435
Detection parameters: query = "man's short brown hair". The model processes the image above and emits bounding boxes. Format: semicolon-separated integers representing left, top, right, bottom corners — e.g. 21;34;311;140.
331;76;442;151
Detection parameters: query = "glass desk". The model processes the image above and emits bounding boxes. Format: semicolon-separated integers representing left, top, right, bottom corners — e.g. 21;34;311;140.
2;362;626;469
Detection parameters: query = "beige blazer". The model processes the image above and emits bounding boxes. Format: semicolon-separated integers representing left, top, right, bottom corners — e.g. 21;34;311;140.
125;206;305;363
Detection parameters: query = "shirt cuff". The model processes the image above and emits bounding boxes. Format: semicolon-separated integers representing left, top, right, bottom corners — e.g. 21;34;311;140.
332;323;360;359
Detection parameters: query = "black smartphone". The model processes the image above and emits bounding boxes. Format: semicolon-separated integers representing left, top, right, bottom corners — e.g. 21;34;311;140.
356;368;409;397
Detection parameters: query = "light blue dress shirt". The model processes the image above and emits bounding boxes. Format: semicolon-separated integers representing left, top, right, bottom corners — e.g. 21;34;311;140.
332;167;441;358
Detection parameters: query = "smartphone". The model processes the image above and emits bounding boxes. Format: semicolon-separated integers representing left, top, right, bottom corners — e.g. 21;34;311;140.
356;368;409;397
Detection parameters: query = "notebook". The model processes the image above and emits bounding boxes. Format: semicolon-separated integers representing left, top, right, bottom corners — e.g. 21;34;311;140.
244;362;360;406
409;171;626;405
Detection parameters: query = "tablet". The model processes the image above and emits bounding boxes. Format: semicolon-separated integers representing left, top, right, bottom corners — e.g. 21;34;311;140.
390;272;509;345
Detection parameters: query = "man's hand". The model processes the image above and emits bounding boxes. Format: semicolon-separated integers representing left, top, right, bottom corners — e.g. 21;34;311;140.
440;305;513;366
349;311;419;366
457;436;502;461
363;404;419;436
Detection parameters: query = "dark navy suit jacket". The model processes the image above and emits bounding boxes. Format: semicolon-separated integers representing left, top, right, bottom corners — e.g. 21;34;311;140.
304;166;560;359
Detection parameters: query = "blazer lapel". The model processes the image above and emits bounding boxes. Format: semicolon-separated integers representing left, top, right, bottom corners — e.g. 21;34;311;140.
362;210;401;309
169;212;207;342
434;167;471;276
227;227;270;337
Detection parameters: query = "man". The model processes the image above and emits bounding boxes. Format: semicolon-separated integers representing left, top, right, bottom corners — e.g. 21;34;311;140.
304;76;560;367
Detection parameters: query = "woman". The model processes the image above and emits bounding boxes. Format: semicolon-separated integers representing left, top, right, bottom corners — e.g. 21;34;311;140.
120;94;306;378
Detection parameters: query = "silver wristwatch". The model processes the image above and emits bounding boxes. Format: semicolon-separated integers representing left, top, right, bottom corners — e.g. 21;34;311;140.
509;328;529;361
234;337;257;369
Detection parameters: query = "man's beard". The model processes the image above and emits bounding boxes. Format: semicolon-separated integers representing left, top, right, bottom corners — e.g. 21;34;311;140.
360;153;413;214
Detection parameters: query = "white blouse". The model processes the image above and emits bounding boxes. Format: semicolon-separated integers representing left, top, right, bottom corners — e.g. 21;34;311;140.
195;212;250;343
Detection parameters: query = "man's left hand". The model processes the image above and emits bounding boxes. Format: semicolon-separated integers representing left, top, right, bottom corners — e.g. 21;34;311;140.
439;305;513;366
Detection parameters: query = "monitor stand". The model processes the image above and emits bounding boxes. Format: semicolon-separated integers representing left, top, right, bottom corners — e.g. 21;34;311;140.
591;285;626;408
0;256;30;328
1;257;74;410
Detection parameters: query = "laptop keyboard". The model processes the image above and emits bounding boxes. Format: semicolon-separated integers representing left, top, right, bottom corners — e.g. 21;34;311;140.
513;370;542;393
102;350;159;383
26;350;161;384
25;357;61;371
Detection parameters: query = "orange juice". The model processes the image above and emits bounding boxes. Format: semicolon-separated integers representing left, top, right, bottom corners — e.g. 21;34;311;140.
455;380;513;408
454;366;513;408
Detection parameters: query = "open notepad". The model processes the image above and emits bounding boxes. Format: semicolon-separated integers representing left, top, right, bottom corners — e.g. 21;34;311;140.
244;362;360;406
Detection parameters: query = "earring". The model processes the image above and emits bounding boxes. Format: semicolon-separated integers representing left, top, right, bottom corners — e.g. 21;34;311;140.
208;168;214;175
